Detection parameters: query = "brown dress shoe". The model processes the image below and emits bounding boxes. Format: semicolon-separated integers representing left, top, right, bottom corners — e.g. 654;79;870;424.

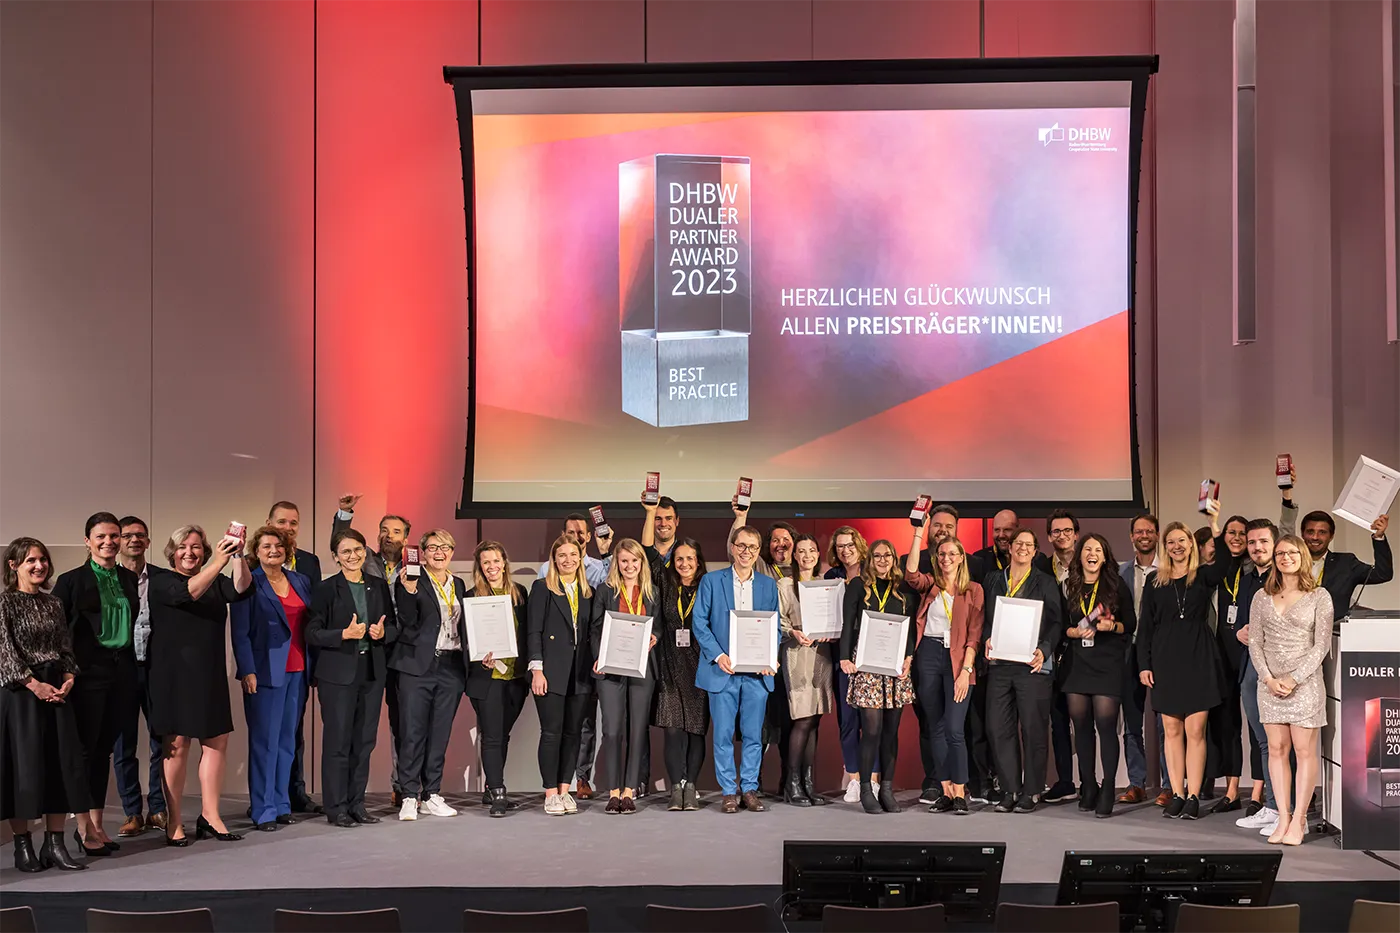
576;780;594;800
1154;790;1173;807
1117;786;1145;804
118;815;145;837
721;794;740;813
741;791;767;812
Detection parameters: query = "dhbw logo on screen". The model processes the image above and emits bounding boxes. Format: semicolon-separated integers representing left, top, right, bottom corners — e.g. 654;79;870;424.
1038;122;1118;152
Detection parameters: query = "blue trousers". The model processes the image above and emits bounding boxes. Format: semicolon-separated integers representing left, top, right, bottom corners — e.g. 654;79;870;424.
113;662;166;818
1239;654;1275;809
245;669;306;824
709;674;768;795
1122;661;1148;788
834;664;861;774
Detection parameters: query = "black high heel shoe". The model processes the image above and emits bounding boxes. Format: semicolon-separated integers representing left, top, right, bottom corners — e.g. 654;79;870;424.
165;828;192;848
195;815;243;842
72;828;110;857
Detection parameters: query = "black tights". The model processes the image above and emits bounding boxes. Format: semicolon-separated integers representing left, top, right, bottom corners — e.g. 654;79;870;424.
663;727;706;785
788;715;820;774
858;707;903;782
1067;693;1121;790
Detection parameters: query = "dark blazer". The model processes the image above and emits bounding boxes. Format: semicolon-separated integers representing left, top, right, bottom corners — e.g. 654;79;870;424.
981;566;1064;670
461;583;530;699
839;577;920;665
52;561;141;668
304;572;398;686
526;578;595;696
390;571;469;678
589;583;660;681
230;566;315;689
1318;537;1393;615
905;569;986;683
292;548;323;586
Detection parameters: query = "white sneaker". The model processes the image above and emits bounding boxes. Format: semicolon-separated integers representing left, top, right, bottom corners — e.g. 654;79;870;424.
872;780;881;795
398;798;418;821
420;794;457;817
1237;805;1278;829
560;791;578;814
544;793;565;816
843;779;860;803
1258;817;1280;836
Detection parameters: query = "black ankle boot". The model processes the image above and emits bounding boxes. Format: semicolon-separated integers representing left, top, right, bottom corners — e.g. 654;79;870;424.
41;831;86;871
1078;782;1099;811
784;772;812;807
859;781;881;814
802;766;828;805
1096;785;1116;819
489;787;508;818
13;832;43;872
878;781;901;813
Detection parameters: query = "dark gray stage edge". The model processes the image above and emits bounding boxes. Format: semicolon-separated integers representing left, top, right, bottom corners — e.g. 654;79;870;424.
3;792;1396;931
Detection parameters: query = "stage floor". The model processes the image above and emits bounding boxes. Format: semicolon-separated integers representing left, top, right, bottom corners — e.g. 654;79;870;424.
3;789;1395;894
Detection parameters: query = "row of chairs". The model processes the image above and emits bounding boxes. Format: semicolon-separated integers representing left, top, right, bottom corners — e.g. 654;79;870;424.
2;900;1398;932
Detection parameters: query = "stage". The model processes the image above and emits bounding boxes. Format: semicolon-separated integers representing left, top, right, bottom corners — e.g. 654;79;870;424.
3;790;1396;931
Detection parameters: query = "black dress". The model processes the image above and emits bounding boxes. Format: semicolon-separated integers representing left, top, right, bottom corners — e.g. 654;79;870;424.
1136;567;1226;717
651;571;709;736
0;592;89;820
149;571;251;739
1058;578;1137;698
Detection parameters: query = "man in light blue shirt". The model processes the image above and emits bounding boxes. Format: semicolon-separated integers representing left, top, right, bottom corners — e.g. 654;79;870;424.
537;512;612;588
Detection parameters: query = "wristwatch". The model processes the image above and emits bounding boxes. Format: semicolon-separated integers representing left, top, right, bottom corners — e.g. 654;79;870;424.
962;665;974;674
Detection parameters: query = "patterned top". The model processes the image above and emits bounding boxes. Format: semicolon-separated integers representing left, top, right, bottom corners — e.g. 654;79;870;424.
1248;586;1334;728
0;590;79;687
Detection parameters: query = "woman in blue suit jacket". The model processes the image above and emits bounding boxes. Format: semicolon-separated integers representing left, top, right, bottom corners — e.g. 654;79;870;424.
231;527;314;831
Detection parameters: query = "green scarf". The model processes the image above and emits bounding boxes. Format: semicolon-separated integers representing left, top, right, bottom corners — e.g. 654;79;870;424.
90;560;133;649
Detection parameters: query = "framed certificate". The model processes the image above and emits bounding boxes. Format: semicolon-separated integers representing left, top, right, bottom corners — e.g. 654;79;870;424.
855;610;910;678
463;594;517;662
728;609;779;674
598;611;653;678
989;596;1043;664
797;579;844;640
1333;455;1400;532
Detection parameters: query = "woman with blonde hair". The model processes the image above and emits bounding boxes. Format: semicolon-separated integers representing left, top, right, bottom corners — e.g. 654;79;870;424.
1137;521;1230;820
825;526;870;799
528;535;596;815
1250;534;1333;845
466;540;530;817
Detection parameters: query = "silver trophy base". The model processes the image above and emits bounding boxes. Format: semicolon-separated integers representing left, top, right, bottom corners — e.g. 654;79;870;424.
621;329;749;427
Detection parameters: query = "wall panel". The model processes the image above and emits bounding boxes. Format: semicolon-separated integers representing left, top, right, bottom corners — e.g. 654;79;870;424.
647;0;813;62
813;0;980;60
984;0;1153;58
481;0;643;65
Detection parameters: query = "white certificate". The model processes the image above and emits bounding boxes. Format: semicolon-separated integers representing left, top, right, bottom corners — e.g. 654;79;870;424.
728;609;779;674
797;579;844;640
989;596;1043;664
463;594;517;662
598;611;653;678
855;610;910;678
1333;455;1400;532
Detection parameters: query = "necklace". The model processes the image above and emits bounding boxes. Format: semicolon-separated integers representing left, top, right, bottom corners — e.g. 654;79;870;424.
1171;576;1187;620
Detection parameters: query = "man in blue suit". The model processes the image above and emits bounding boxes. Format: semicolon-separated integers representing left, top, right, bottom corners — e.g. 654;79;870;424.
693;525;780;813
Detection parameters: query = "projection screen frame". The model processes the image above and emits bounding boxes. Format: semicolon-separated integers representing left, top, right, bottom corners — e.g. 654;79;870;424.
446;56;1157;520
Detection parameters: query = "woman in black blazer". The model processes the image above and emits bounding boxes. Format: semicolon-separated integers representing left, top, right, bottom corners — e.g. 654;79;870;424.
464;540;530;817
305;528;397;828
391;529;467;822
51;512;141;856
589;538;659;814
527;535;596;816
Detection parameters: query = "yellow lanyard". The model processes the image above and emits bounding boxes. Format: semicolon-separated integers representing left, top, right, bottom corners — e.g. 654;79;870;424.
872;580;895;613
1314;560;1325;585
564;584;579;624
1079;580;1100;619
995;550;1005;571
939;588;954;623
430;572;457;615
774;564;785;580
1006;567;1031;599
1223;566;1242;603
287;553;297;572
1052;555;1062;580
677;589;696;625
619;586;643;616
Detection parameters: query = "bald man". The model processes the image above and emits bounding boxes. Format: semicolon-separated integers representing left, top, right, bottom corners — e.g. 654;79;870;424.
969;510;1018;585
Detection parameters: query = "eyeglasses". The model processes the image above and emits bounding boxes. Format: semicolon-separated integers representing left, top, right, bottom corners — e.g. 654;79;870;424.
1049;529;1076;538
835;542;858;551
872;552;894;560
1275;549;1302;559
1011;541;1037;551
424;544;453;554
338;547;366;558
732;543;760;554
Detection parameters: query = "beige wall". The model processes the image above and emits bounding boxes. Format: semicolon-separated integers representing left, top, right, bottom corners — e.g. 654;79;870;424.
2;0;1396;802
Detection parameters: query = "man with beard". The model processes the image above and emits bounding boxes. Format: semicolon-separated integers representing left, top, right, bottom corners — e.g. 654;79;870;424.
333;496;412;805
1116;511;1158;803
971;510;1019;584
1229;519;1286;835
267;501;323;813
1035;509;1080;805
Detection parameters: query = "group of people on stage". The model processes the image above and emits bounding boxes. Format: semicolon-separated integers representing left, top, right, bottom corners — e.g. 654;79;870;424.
2;469;1390;871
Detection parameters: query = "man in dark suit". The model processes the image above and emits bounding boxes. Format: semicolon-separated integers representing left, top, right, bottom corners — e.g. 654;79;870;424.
970;509;1019;584
268;500;324;813
1299;510;1391;615
111;515;167;836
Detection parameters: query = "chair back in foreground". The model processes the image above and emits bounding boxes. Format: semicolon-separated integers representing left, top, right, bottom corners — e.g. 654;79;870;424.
87;908;215;933
273;908;401;933
0;907;36;933
645;904;776;933
823;903;946;932
1174;902;1300;933
995;901;1118;933
1349;899;1400;933
462;907;590;932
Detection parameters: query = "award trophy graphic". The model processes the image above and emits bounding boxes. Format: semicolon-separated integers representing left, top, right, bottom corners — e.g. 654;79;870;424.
619;153;752;427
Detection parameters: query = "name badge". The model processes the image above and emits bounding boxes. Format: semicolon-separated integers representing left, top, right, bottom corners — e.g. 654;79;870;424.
1082;635;1095;648
676;629;691;648
1226;605;1239;628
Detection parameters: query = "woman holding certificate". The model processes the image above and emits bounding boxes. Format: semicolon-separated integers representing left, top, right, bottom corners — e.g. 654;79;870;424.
647;535;710;812
589;539;659;814
777;533;837;806
463;541;529;817
1059;534;1135;818
528;536;597;816
1137;522;1229;821
904;532;984;814
839;540;918;814
982;529;1062;814
825;526;871;801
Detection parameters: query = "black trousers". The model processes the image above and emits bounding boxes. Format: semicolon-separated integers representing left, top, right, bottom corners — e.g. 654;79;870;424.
597;674;656;792
385;666;406;794
470;677;528;789
986;664;1053;798
537;690;591;788
766;663;793;783
664;727;707;785
912;691;936;791
288;673;310;803
70;648;138;811
395;653;466;798
575;694;598;783
1207;675;1245;780
965;669;997;793
319;654;384;818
